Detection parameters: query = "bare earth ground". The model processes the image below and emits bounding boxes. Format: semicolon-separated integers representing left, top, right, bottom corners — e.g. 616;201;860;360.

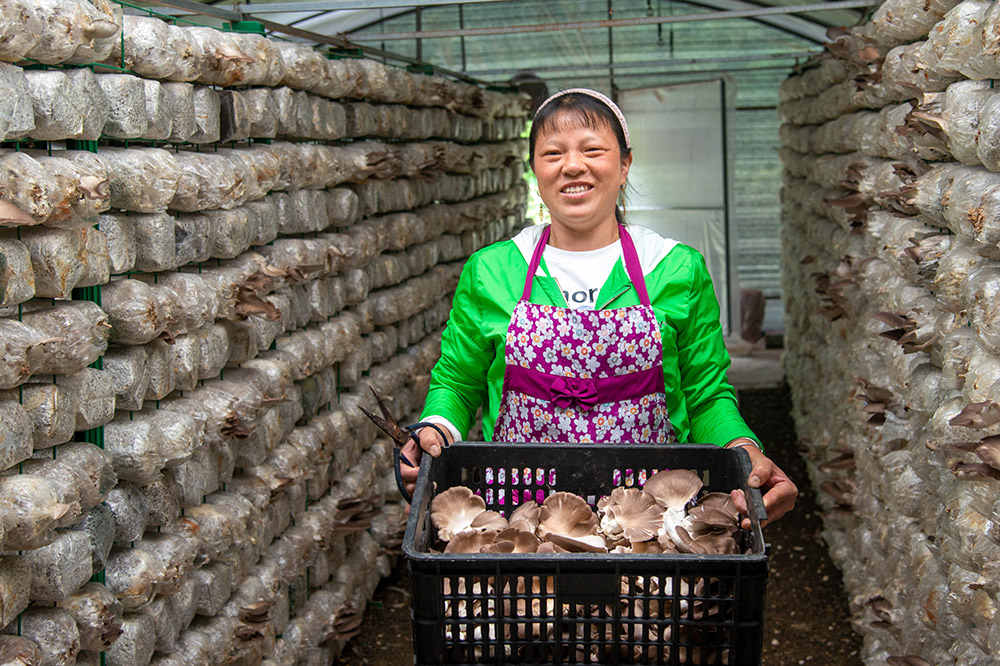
336;386;864;666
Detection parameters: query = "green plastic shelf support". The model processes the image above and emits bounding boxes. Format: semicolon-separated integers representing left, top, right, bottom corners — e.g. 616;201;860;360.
66;140;100;153
327;47;364;60
407;63;435;75
225;20;266;35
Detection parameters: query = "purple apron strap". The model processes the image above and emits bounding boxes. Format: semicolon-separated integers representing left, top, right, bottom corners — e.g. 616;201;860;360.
618;225;651;308
522;225;551;300
522;224;651;306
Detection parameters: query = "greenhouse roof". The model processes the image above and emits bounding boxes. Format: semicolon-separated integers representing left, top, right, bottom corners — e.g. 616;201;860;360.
144;0;874;108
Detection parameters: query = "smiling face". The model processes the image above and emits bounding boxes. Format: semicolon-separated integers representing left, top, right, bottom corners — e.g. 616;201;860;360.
532;110;632;250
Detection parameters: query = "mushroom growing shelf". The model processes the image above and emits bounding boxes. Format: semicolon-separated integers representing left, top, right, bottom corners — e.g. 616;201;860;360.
403;443;769;666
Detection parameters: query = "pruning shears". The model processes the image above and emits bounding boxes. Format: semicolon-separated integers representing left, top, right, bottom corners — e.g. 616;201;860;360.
359;386;450;503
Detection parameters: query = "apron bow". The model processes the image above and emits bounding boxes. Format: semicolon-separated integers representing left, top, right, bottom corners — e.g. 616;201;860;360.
550;376;599;411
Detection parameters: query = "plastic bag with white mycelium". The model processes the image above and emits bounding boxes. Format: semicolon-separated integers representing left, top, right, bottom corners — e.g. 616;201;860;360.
105;612;156;666
247;197;280;246
16;228;95;299
942;170;1000;258
139;594;182;654
173;212;215;267
105;15;176;79
0;0;42;62
223;147;279;202
273;42;321;92
101;279;167;345
973;92;1000;172
313;57;352;101
957;0;1000;80
172;150;251;212
27;153;109;229
166;501;240;562
23;70;84;141
103;414;167;485
93;147;180;214
16;606;81;666
25;529;92;602
241;87;279;139
138;79;173;141
0;472;77;549
0;236;35;306
238;32;285;87
310;97;348;140
57;582;124;654
937;80;994;165
962;265;1000;354
0;62;33;142
24;0;115;65
45;64;103;134
19;379;79;450
184;27;250;88
20;301;109;376
218;90;250;142
95;73;148;139
188;85;221;144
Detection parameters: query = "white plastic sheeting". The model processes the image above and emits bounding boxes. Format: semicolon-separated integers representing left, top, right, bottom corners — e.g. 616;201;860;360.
621;79;734;333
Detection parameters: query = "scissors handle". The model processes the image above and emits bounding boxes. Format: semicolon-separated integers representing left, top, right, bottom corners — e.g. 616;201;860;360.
393;421;452;504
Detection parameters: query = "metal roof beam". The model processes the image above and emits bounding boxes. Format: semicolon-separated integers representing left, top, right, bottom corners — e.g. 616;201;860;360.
466;50;818;77
341;0;877;43
215;0;510;13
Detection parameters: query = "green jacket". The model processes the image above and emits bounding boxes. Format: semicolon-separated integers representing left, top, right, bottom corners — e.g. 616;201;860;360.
421;224;759;446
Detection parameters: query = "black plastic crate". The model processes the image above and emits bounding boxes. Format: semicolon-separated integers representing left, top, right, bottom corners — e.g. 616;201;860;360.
403;443;769;666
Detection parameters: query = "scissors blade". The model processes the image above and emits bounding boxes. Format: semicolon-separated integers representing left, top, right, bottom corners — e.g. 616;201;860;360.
359;388;415;467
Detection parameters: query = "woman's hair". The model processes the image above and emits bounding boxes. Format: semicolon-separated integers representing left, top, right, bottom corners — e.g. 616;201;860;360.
528;92;631;168
528;91;632;223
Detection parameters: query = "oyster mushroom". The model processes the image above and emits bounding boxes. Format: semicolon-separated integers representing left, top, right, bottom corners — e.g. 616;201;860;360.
948;401;1000;429
507;500;540;532
445;530;500;554
642;469;703;548
485;527;540;554
597;487;663;544
429;486;486;541
545;533;608;553
536;491;598;541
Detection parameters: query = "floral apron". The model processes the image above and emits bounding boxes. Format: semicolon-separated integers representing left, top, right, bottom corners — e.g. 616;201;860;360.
494;225;676;444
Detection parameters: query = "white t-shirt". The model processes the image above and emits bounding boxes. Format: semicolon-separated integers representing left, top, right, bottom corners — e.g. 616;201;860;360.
543;240;622;310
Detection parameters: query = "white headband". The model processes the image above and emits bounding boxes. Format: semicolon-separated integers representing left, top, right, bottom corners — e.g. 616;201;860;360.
533;88;631;150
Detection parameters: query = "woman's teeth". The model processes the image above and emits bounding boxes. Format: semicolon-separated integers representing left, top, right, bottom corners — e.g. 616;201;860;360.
563;185;591;193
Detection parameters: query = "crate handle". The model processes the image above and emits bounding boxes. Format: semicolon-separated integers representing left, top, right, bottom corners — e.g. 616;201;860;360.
747;486;768;524
393;421;451;504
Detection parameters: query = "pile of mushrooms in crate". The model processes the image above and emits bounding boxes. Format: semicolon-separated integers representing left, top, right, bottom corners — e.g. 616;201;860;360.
781;0;1000;663
0;1;530;664
430;469;743;555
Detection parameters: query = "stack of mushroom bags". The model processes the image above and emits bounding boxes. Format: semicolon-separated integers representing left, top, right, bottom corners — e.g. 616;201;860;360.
0;2;530;664
780;0;1000;663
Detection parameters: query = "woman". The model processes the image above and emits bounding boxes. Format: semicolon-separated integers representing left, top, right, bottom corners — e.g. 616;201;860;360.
401;88;796;528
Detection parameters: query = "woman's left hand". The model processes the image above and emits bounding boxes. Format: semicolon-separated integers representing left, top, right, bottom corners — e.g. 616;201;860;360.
727;442;798;529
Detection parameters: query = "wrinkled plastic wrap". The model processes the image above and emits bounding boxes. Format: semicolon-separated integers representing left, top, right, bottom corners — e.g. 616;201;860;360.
17;607;81;666
0;237;35;305
190;86;221;144
0;63;35;141
25;530;93;602
25;71;85;142
96;73;148;139
106;612;156;666
107;15;178;80
98;148;181;213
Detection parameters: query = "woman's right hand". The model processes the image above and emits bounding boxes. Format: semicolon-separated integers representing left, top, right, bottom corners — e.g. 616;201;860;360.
399;425;452;496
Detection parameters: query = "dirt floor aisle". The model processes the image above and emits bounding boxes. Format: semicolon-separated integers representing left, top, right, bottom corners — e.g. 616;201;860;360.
337;386;864;666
